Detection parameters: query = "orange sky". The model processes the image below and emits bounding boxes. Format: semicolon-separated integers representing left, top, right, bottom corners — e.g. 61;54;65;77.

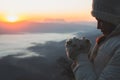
0;0;95;23
0;0;96;31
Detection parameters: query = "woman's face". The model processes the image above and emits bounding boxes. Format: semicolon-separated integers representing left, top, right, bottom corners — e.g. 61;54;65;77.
96;18;116;36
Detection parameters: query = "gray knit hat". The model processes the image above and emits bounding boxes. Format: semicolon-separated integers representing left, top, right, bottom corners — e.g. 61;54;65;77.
91;0;120;25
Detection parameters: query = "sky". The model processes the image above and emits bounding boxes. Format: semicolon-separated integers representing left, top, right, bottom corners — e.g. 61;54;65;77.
0;0;95;22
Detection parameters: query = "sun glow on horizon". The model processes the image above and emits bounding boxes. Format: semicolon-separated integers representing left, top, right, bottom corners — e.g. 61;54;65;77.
0;0;93;23
6;15;19;22
0;14;30;32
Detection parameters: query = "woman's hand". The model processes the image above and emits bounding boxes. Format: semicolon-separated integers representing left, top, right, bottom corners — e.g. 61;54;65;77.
65;37;91;61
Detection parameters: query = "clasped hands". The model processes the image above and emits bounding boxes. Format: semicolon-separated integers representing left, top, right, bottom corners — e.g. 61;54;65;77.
65;37;91;61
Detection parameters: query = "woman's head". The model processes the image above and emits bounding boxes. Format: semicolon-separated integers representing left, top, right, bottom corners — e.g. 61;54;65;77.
91;0;120;36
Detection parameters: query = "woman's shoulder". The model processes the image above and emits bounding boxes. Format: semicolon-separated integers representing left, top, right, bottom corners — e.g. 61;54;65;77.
99;35;120;54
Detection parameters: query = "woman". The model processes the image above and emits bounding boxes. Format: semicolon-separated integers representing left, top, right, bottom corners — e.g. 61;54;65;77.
65;0;120;80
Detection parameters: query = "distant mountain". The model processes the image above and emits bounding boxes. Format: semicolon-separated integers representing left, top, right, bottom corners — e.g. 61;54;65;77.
0;21;96;34
73;29;101;46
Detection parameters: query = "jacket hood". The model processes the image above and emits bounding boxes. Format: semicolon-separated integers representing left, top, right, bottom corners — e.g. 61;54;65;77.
92;0;120;25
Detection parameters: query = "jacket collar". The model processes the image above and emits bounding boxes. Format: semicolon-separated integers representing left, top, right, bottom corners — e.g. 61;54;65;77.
107;24;120;39
96;24;120;45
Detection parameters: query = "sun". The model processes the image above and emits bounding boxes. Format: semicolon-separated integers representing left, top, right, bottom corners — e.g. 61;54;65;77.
6;15;18;22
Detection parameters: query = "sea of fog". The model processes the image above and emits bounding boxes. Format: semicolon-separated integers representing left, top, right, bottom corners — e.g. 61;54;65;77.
0;33;77;80
0;33;71;57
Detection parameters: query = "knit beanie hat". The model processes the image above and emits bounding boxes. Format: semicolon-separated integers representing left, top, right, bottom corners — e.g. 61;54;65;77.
91;0;120;25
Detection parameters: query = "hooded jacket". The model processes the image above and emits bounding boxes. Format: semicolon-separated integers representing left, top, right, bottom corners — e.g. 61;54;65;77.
72;0;120;80
73;24;120;80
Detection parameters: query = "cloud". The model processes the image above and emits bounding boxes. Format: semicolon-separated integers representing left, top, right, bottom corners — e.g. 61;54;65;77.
44;18;66;23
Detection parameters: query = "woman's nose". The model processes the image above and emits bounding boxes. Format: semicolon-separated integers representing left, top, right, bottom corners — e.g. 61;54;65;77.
97;21;103;29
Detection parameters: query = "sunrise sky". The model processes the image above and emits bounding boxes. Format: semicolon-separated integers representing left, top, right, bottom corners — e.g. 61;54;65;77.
0;0;94;23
